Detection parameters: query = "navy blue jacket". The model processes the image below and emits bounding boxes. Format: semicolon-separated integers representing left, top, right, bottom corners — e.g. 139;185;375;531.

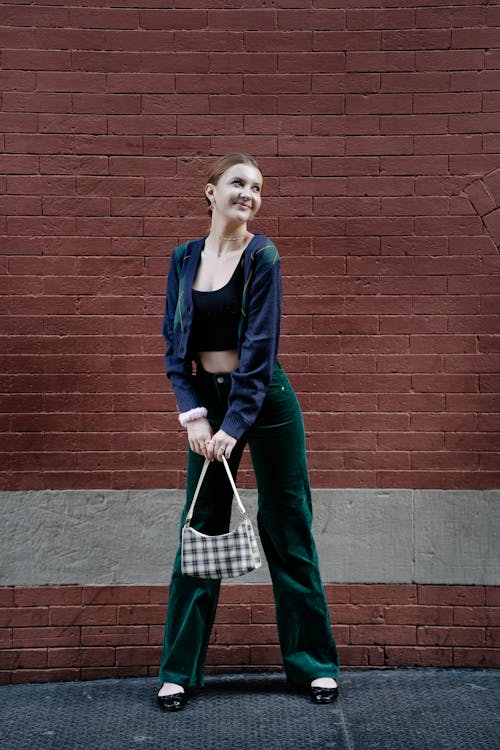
162;233;282;440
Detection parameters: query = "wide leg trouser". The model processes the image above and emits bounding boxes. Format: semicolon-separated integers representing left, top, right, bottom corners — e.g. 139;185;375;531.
159;361;339;688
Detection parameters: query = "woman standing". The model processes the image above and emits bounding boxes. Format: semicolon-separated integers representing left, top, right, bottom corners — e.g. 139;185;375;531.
158;153;339;711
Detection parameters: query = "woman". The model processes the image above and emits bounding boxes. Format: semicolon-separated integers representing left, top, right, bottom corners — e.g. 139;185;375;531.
158;153;339;712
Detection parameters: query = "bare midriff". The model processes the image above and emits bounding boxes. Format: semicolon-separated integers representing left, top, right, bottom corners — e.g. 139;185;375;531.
198;349;239;374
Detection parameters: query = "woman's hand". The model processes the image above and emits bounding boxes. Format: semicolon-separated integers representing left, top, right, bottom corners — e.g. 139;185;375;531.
186;418;213;457
205;429;237;462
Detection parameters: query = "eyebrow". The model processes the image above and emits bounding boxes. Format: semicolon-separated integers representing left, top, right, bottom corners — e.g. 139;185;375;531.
231;174;262;186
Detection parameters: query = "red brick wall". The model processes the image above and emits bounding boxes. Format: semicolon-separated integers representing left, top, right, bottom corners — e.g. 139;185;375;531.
1;584;499;684
1;2;499;682
1;1;499;492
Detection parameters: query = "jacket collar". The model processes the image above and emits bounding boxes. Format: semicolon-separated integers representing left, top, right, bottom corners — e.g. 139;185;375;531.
183;234;264;284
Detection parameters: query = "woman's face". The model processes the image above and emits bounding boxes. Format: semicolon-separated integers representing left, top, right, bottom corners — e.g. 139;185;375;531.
206;163;263;225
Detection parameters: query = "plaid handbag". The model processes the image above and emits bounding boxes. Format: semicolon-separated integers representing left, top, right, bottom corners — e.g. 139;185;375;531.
181;456;262;579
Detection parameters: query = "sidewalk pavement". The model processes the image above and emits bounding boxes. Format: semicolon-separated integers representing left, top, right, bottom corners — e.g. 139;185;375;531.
1;668;499;750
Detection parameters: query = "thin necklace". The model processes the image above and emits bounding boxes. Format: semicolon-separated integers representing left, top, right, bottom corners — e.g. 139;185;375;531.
216;233;246;257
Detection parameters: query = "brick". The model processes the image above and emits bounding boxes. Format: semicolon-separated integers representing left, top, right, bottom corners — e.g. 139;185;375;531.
384;606;453;626
324;585;351;605
485;588;500;607
49;606;117;627
207;646;250;666
332;605;385;624
381;155;448;175
0;25;34;47
348;51;415;73
244;32;312;53
418;627;485;647
454;608;500;628
12;627;80;649
454;649;500;668
417;585;485;606
48;647;116;668
82;586;152;606
0;589;14;608
3;50;71;71
486;628;500;648
348;8;414;31
178;73;241;95
15;587;82;607
452;28;500;49
2;6;69;26
418;6;485;28
115;646;161;666
313;30;380;52
214;605;251;625
380;115;447;136
338;646;370;667
350;585;417;606
211;52;276;74
140;9;207;30
212;625;278;645
347;135;413;155
351;625;417;646
209;9;276;31
117;605;165;625
284;55;346;76
368;647;386;666
0;608;49;628
385;647;453;668
1;649;47;670
249;646;280;665
278;95;343;116
347;94;412;115
418;51;484;72
5;134;74;156
175;31;242;52
81;626;149;647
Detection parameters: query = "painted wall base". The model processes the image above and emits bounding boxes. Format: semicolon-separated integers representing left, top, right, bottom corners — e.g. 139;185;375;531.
1;489;499;586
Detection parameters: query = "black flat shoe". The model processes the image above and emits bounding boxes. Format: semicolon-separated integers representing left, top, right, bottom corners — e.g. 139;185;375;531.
157;692;187;712
310;685;339;705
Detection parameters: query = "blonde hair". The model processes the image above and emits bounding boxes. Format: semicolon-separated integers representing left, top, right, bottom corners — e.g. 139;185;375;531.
205;153;263;212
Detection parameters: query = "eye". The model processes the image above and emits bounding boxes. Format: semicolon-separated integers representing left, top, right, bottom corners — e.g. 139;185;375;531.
253;185;261;193
232;179;243;186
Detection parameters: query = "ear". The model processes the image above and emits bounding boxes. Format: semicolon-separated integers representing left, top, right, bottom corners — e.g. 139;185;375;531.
205;182;215;204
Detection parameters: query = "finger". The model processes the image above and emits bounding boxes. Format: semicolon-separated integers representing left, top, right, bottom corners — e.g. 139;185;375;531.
203;441;215;460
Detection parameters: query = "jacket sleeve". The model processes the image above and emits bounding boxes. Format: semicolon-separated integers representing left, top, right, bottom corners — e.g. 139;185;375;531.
220;248;282;440
162;247;200;414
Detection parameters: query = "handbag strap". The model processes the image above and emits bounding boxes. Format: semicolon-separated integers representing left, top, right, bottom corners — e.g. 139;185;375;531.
184;455;247;527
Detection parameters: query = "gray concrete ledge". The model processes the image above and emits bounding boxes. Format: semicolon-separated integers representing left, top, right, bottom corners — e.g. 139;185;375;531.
1;488;499;586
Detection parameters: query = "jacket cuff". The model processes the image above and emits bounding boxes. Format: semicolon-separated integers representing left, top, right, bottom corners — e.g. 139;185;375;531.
178;406;208;428
220;412;250;442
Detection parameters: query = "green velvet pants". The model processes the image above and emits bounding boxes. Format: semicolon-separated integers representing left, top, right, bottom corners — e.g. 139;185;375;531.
159;361;339;688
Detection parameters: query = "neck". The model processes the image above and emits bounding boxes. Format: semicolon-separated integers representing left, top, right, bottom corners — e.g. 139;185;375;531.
207;223;249;257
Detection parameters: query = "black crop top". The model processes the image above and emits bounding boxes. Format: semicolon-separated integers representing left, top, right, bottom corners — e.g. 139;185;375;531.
190;258;244;352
